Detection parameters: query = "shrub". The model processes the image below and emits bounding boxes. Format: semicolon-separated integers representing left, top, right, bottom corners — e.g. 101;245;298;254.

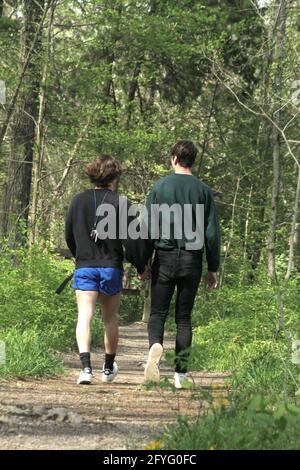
0;243;78;350
0;327;63;377
161;396;300;450
0;242;146;377
189;279;300;399
0;243;106;351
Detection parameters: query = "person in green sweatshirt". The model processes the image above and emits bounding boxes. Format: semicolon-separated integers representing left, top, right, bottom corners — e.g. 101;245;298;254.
144;140;220;389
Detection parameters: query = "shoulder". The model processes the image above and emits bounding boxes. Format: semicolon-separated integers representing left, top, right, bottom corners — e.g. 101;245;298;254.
70;189;92;204
151;174;175;191
196;178;213;195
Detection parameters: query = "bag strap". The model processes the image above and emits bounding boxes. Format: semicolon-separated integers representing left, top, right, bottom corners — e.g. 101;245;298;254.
55;272;74;295
93;189;110;230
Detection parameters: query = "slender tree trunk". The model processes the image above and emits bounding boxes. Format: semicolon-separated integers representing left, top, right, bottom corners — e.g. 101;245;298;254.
267;0;287;279
294;225;300;273
29;1;56;246
144;80;156;110
249;3;274;272
125;61;141;130
249;126;270;271
0;2;49;147
1;1;48;242
197;82;218;176
102;52;115;104
243;185;253;261
123;265;133;289
220;175;240;287
142;280;151;323
285;164;300;282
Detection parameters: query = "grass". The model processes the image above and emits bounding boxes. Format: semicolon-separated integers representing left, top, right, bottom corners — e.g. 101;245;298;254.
0;327;63;377
158;274;300;450
0;242;144;377
160;395;300;450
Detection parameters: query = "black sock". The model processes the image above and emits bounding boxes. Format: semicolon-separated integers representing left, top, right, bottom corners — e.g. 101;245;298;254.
79;352;91;371
104;353;116;371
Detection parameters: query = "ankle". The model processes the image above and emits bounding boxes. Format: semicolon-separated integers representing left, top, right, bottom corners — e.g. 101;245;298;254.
104;353;116;371
79;352;92;370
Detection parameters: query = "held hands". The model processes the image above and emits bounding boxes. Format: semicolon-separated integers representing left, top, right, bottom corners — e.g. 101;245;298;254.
138;265;152;281
205;271;218;291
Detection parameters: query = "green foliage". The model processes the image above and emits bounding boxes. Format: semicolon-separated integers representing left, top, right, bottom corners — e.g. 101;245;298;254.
0;326;63;377
119;295;144;324
189;279;300;398
0;242;147;377
0;243;79;351
0;243;106;376
144;377;177;392
161;395;300;450
0;17;21;32
0;4;299;442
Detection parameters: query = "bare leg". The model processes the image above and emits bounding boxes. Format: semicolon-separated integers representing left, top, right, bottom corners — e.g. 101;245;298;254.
99;292;120;354
76;290;98;353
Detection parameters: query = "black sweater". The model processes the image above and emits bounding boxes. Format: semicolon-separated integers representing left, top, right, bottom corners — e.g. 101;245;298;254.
65;189;149;274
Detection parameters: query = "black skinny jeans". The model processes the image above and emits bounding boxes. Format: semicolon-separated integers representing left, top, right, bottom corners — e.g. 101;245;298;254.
148;249;202;373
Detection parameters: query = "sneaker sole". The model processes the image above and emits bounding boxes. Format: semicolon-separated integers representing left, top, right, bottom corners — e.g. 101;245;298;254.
102;373;118;383
77;380;92;385
144;343;163;383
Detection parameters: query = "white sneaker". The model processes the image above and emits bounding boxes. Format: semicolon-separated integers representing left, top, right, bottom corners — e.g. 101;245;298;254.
102;361;118;383
77;367;93;385
174;372;191;389
144;343;163;383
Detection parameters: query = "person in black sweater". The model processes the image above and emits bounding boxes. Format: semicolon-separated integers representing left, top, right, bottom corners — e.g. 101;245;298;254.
144;140;221;389
65;155;149;385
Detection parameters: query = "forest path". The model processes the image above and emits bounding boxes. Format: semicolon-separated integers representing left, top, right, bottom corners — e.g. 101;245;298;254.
0;322;230;450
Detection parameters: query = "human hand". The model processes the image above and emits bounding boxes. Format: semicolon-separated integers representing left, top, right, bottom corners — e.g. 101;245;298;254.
138;266;152;281
205;271;218;291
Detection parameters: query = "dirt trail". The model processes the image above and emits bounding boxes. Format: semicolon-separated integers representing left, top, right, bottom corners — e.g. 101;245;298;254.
0;322;230;450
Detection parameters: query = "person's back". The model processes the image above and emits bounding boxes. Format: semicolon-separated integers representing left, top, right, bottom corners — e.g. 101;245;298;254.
65;155;149;387
144;140;220;389
66;187;146;272
146;173;219;270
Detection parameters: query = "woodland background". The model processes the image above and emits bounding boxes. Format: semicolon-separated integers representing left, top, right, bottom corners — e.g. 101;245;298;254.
0;0;300;449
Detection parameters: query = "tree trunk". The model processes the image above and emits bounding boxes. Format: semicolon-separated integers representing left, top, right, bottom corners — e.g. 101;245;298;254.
267;0;287;279
249;3;274;273
102;51;115;102
219;175;240;287
29;1;56;246
285;164;300;282
1;1;48;242
142;280;151;323
197;82;218;176
125;62;141;130
243;185;252;261
0;2;49;147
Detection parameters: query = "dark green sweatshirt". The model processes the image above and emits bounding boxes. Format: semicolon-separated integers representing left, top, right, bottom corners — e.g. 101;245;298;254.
146;173;221;272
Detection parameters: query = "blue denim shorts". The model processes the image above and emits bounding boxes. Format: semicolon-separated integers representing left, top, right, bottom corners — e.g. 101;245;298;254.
73;267;123;296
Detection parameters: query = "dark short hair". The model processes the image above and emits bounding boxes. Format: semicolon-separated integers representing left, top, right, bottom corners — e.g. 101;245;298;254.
85;155;122;187
171;140;198;168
